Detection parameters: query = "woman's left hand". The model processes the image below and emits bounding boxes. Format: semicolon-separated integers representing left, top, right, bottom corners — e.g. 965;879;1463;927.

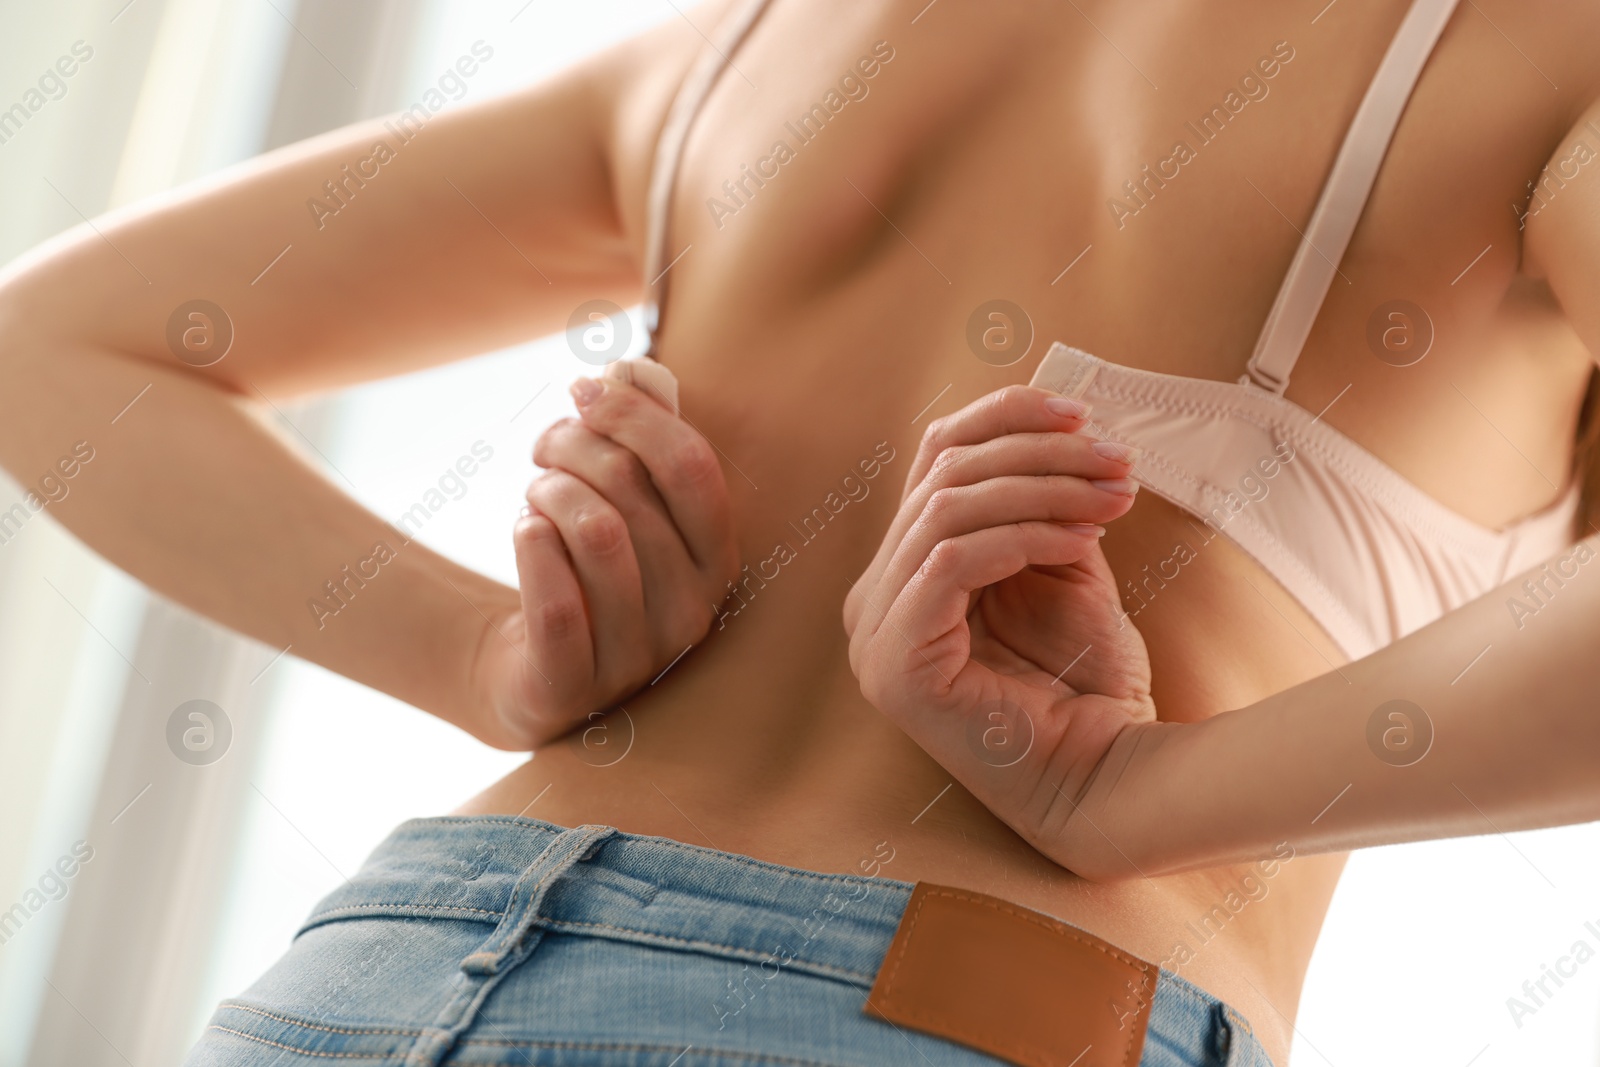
843;385;1157;872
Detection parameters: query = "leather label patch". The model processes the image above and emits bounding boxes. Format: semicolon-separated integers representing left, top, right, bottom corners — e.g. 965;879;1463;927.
864;883;1157;1067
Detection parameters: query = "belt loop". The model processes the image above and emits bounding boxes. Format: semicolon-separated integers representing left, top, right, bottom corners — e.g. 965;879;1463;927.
1211;1001;1260;1065
459;823;615;976
404;823;617;1067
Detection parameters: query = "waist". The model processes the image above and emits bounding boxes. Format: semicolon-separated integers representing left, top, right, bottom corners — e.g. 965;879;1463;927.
460;696;1336;1067
455;497;1355;1065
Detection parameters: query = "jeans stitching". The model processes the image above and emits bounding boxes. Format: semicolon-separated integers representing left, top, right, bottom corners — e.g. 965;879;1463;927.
306;902;505;924
205;1026;402;1060
402;817;913;893
294;909;877;986
454;1035;852;1066
218;1001;424;1037
541;917;876;984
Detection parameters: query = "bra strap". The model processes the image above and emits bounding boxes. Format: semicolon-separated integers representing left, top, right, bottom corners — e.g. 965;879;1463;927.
641;0;776;355
1242;0;1461;394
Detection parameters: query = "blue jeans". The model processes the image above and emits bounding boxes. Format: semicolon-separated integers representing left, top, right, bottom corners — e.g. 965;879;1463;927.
185;816;1274;1066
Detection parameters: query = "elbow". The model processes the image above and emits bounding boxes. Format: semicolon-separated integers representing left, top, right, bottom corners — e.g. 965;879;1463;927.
0;223;171;369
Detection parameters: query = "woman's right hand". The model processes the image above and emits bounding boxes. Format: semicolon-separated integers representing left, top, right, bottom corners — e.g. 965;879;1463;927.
843;385;1158;872
472;371;741;751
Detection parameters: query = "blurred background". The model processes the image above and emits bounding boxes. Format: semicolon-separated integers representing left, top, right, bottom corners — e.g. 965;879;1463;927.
0;2;1596;1065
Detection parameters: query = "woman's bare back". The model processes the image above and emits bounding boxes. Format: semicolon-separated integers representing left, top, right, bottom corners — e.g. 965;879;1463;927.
1;1;1590;1063
454;2;1600;1060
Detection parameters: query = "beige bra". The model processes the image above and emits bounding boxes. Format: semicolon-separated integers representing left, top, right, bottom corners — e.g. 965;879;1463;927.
643;0;1580;661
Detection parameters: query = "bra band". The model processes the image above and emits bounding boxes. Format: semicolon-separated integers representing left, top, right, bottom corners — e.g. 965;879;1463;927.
641;0;777;356
1242;0;1462;394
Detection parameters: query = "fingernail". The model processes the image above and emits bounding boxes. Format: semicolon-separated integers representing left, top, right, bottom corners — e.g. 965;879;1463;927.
1065;524;1108;538
1091;478;1139;496
1091;440;1140;463
570;377;602;406
1045;396;1090;419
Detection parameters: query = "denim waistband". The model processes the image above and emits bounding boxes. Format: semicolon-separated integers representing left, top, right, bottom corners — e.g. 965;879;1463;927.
295;815;1269;1065
300;815;913;988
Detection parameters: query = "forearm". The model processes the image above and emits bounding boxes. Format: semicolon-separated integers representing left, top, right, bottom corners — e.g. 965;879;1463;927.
0;313;519;743
1075;531;1600;878
1070;95;1600;877
0;40;660;743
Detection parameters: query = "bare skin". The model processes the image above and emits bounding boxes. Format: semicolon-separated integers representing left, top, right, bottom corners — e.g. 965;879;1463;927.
2;3;1598;1063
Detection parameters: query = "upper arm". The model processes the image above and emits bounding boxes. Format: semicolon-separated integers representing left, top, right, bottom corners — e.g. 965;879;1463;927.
0;23;701;397
1524;93;1600;365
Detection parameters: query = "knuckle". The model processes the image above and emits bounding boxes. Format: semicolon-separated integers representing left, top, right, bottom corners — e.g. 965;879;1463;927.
927;445;966;485
535;597;586;643
597;446;649;495
924;537;966;577
514;511;556;544
922;485;961;522
664;435;721;490
571;506;628;556
532;418;579;461
523;472;559;506
922;413;956;449
992;385;1035;428
527;465;571;493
